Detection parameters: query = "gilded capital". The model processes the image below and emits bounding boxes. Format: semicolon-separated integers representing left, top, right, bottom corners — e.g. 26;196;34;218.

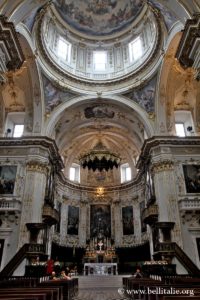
151;160;174;173
26;161;49;174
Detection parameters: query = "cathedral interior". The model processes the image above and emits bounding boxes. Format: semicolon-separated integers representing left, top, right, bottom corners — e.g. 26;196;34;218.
1;0;200;292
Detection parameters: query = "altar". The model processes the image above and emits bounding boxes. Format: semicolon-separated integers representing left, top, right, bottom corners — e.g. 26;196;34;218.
84;263;118;276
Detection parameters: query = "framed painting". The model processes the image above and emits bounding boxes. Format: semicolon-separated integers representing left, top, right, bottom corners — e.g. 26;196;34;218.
122;206;134;235
0;166;17;194
67;206;79;235
183;165;200;193
140;201;147;233
90;205;111;238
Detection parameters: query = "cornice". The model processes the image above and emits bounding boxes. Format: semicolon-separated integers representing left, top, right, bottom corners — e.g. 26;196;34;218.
137;136;200;170
0;136;64;170
0;15;25;70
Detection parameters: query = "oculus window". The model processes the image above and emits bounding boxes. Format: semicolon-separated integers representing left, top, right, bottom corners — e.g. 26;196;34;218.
94;51;107;71
129;37;143;62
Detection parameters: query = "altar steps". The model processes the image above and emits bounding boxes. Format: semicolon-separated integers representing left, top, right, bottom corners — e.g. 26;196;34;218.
78;275;124;289
73;276;127;300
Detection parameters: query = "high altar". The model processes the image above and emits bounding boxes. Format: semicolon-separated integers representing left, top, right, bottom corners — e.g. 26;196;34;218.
83;238;118;275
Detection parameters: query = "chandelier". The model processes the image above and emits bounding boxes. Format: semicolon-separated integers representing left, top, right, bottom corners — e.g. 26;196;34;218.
79;141;121;172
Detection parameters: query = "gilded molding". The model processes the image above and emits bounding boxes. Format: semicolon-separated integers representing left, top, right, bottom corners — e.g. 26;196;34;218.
151;160;174;173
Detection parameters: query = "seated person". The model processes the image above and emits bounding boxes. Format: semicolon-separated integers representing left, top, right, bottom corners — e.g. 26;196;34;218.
133;268;143;278
51;271;58;280
60;270;71;280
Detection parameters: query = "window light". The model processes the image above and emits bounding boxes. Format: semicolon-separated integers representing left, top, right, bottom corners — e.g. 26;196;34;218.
69;164;80;182
57;38;71;61
129;37;143;62
121;163;132;183
175;123;186;137
13;125;24;137
94;51;107;71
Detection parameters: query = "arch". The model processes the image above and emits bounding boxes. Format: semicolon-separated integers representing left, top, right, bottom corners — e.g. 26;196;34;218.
44;94;154;138
16;24;45;135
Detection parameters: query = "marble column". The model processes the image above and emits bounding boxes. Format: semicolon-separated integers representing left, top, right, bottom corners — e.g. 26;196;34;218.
113;200;122;246
18;160;48;247
79;201;87;246
152;159;182;246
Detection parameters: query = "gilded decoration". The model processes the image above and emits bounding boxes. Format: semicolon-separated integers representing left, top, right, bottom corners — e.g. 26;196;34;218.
26;161;49;174
151;160;174;173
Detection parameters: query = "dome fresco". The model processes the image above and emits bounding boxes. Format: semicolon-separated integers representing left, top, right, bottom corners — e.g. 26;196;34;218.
53;0;145;36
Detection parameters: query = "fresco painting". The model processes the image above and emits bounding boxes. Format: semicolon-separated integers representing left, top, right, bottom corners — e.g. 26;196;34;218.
125;75;157;113
54;0;145;36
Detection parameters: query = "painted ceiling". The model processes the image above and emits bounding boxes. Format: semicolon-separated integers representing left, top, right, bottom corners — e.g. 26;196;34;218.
53;0;145;36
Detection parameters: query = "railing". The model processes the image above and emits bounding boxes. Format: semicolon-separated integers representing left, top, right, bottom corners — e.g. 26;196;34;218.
0;197;21;212
0;243;45;277
157;242;200;276
179;198;200;211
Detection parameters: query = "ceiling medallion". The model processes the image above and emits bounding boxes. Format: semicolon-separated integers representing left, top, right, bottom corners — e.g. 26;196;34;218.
79;140;121;172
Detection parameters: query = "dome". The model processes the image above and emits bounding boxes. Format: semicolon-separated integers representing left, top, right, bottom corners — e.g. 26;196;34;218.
53;0;145;37
35;1;162;92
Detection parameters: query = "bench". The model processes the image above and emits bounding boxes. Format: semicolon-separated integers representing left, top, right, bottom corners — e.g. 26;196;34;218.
0;287;61;300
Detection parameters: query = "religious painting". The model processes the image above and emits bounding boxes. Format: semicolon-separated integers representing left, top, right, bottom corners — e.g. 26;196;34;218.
90;205;111;238
122;206;134;235
140;201;146;233
183;165;200;193
67;206;79;235
148;0;178;31
84;105;115;119
54;0;144;36
42;74;76;113
0;166;17;194
124;75;157;113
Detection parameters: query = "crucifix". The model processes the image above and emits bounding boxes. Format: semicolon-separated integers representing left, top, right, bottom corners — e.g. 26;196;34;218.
98;240;103;252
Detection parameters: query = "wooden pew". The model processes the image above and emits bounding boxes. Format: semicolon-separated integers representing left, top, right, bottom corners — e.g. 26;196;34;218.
0;294;47;300
39;278;78;300
0;287;61;300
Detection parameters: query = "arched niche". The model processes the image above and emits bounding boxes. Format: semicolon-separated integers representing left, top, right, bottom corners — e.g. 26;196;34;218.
14;30;44;135
156;31;200;136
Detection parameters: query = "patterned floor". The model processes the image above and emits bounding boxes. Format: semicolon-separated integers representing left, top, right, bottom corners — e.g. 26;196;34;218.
73;275;129;300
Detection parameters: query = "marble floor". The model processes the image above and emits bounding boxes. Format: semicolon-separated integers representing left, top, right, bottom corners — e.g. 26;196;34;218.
73;275;129;300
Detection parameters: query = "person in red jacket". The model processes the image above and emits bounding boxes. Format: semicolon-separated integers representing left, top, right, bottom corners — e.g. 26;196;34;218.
46;258;54;275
